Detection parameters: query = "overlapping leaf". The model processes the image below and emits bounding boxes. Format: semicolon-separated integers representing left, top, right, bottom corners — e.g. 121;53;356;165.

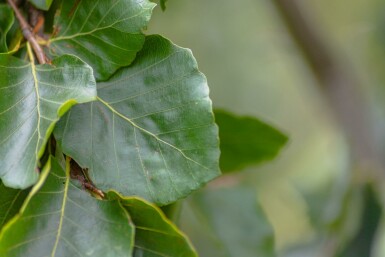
48;0;156;80
215;110;288;173
0;182;28;229
0;157;135;257
0;4;13;53
55;35;220;205
109;191;197;257
29;0;53;11
0;51;96;189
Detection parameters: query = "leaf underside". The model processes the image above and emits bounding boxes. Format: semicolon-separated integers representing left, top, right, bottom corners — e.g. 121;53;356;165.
48;0;156;80
109;191;198;257
0;157;135;257
0;53;96;189
55;35;220;205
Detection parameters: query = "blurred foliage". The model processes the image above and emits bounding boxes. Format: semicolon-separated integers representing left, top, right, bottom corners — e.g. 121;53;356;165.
215;109;288;173
149;0;385;256
179;185;275;257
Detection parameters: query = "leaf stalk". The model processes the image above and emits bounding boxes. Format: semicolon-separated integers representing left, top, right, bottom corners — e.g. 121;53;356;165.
7;0;46;64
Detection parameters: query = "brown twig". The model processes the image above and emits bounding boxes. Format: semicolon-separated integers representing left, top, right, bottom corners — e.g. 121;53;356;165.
271;0;385;175
70;159;105;199
7;0;46;64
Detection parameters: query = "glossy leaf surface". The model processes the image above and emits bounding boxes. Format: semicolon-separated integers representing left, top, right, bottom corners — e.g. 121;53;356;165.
28;0;53;11
215;110;288;173
180;186;275;257
55;35;220;205
0;52;96;188
0;157;134;257
0;182;28;229
109;191;197;257
0;4;13;52
48;0;156;80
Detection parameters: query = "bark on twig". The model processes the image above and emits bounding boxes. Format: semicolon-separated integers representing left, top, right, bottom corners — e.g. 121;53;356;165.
7;0;46;64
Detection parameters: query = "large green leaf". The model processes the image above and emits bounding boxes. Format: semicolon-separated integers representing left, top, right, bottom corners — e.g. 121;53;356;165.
0;157;135;257
48;0;156;80
29;0;53;11
0;182;28;229
109;191;198;257
0;4;14;53
180;186;275;257
215;110;288;173
0;48;96;189
55;35;220;205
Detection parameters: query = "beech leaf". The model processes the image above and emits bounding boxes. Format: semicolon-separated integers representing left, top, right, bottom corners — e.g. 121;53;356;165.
215;110;288;173
0;182;28;229
0;157;135;257
48;0;156;80
55;35;220;205
0;4;14;53
0;50;96;189
109;191;198;257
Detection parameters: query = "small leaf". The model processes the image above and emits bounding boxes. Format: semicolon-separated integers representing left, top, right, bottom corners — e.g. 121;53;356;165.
215;110;288;173
0;157;135;257
160;0;168;11
28;0;53;11
0;50;96;189
0;181;28;229
109;191;198;257
55;35;220;205
48;0;156;80
0;4;14;53
180;187;275;257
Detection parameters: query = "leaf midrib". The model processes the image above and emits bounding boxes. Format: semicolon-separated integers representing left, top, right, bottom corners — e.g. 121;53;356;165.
96;96;210;171
51;160;70;257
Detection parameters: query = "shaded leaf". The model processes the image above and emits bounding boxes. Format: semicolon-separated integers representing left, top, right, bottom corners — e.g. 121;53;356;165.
55;35;220;205
48;0;156;80
338;185;382;257
28;0;53;11
160;0;168;11
0;182;28;229
180;186;275;257
0;4;14;53
0;49;96;189
215;109;288;173
0;157;134;257
109;191;197;257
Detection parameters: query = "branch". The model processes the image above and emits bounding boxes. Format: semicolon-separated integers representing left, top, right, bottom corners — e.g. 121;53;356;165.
271;0;385;175
7;0;46;64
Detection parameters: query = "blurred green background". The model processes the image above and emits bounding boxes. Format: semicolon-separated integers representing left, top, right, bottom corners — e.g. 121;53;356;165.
149;0;385;256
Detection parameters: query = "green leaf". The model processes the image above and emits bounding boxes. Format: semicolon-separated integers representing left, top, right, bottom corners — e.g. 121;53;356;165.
0;157;135;257
0;4;14;53
48;0;156;80
28;0;53;11
108;191;198;257
55;35;220;205
180;186;275;257
160;0;168;10
215;110;288;173
0;48;96;189
0;182;28;229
